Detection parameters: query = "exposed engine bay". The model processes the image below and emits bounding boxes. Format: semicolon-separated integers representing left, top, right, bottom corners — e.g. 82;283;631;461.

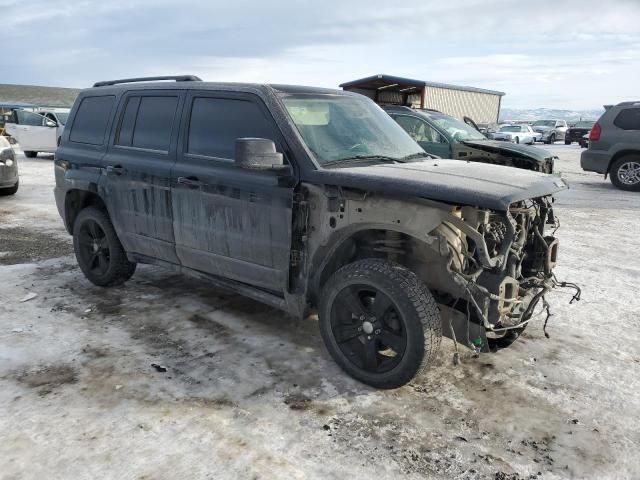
435;196;581;352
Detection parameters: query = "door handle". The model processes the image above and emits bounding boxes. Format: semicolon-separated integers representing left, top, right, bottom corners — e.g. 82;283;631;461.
106;165;125;175
177;176;204;188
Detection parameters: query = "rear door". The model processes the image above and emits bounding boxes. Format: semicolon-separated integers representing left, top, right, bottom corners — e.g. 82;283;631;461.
102;90;184;264
171;91;294;292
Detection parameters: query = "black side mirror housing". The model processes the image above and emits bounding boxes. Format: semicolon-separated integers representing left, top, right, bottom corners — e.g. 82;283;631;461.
235;138;289;174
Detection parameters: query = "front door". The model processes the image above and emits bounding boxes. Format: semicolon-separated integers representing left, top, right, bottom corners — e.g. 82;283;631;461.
102;91;184;264
171;92;294;292
13;111;56;151
391;114;451;158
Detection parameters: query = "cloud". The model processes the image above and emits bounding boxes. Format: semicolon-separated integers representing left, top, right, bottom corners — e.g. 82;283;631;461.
2;0;640;108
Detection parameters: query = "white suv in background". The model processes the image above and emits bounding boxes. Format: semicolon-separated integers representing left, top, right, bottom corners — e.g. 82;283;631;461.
4;109;69;157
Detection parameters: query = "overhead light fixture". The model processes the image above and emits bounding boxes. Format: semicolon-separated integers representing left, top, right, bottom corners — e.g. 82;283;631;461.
399;86;416;92
377;83;399;90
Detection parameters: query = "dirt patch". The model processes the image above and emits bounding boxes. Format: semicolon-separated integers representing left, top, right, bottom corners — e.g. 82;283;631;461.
188;313;232;338
0;226;72;265
14;364;78;389
284;392;312;410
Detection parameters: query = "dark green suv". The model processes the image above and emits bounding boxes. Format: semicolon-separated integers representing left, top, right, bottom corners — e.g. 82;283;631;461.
385;106;556;173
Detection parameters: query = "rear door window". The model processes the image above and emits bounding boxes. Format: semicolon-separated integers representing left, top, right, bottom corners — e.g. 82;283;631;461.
115;95;179;152
187;97;276;159
613;108;640;130
69;95;116;145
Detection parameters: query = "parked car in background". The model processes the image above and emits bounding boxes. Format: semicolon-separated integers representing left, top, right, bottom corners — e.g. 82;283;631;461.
565;120;595;145
55;76;570;389
385;106;556;172
490;124;538;145
4;109;68;157
532;119;568;144
0;135;18;195
581;101;640;191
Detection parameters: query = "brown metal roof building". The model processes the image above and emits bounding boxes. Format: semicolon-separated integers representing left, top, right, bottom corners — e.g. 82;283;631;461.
340;74;505;124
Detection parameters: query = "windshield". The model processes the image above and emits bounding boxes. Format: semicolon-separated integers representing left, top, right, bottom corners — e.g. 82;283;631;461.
533;120;555;127
55;112;69;125
280;94;424;165
427;113;486;141
499;125;522;132
574;121;594;128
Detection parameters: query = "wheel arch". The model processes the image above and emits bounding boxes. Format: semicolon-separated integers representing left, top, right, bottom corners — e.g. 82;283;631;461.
307;222;459;307
607;149;640;175
64;188;109;234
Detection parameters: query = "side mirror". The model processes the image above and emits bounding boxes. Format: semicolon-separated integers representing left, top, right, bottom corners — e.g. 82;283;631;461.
45;120;57;127
235;138;289;173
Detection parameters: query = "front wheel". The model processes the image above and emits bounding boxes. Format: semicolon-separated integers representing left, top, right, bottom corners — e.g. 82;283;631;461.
565;139;571;145
319;259;442;389
514;136;520;144
610;156;640;191
73;206;136;286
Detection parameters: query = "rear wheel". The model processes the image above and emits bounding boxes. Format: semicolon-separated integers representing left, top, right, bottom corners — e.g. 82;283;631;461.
319;259;442;389
73;207;136;286
610;155;640;191
0;180;18;196
514;137;520;144
565;139;571;145
23;151;37;158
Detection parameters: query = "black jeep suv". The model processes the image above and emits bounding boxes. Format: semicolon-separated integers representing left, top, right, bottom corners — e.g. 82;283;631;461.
55;76;570;388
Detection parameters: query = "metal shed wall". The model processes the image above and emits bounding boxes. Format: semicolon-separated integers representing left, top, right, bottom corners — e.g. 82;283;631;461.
422;86;501;124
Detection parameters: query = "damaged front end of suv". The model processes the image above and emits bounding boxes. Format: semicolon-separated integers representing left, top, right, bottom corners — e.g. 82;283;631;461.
438;196;580;352
300;162;580;358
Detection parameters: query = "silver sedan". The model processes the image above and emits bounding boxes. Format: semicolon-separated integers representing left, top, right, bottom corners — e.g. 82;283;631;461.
491;125;539;145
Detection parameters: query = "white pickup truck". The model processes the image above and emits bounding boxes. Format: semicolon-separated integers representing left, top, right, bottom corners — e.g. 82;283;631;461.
4;109;68;157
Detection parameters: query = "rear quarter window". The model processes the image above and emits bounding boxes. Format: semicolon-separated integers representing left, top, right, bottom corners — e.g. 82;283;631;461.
613;108;640;130
69;95;116;145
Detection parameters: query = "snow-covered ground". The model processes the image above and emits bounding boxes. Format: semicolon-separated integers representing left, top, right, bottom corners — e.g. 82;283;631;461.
1;146;638;480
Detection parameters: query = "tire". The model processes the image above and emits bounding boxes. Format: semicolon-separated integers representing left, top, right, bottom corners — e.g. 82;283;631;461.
72;206;136;286
609;155;640;192
0;180;18;196
514;137;520;144
23;151;37;158
319;259;442;389
565;140;571;145
548;134;556;144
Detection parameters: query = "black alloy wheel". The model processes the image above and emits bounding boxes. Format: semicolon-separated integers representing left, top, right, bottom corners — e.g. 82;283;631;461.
73;207;136;286
329;284;407;375
319;259;442;389
76;219;111;277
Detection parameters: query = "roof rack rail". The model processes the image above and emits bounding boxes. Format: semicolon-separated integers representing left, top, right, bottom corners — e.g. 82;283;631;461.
93;75;202;88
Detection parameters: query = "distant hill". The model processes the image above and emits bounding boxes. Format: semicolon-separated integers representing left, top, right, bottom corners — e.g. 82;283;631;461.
0;84;81;108
499;107;604;122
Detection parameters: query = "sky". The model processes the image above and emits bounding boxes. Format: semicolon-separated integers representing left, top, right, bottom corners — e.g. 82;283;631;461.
3;0;639;110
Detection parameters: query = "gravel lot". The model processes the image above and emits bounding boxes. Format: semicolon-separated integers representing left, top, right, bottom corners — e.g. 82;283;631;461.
1;145;638;480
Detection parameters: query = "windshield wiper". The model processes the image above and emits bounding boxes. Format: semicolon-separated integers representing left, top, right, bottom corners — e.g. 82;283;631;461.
400;152;436;161
321;155;405;168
